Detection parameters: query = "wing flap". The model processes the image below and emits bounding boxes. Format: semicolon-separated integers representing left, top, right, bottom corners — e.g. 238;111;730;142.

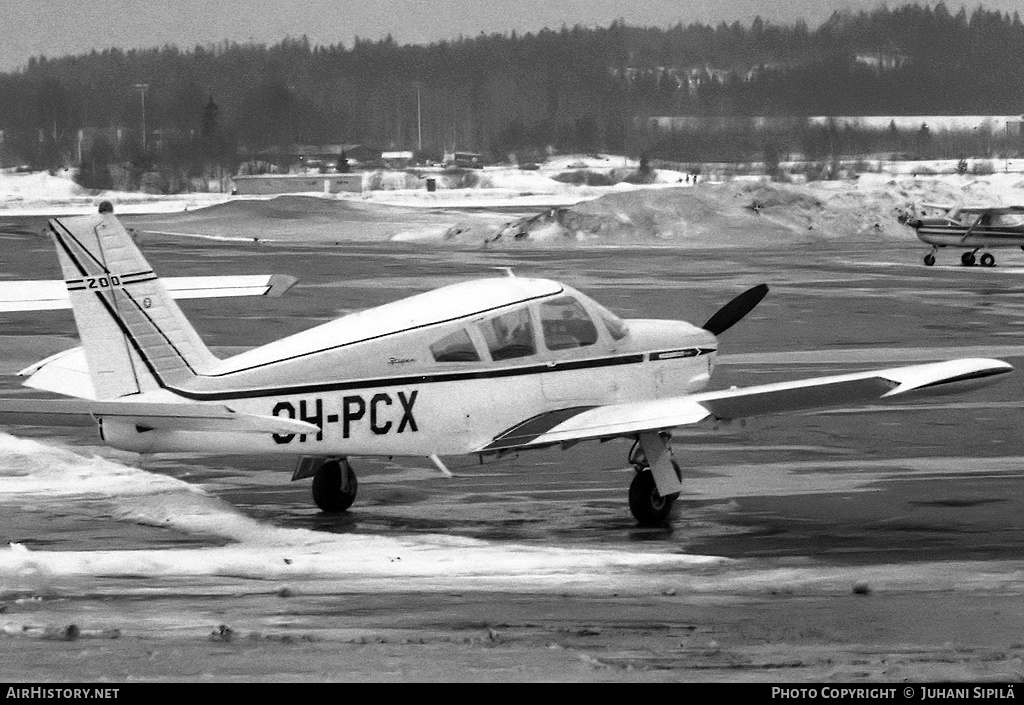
0;398;318;435
479;358;1012;452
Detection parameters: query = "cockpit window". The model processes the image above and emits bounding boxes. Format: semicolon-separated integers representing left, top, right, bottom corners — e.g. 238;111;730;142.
595;304;629;341
993;213;1024;227
478;306;536;360
430;329;480;362
540;296;598;350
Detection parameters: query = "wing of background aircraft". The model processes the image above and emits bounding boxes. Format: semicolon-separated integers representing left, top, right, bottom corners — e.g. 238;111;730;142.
0;274;296;312
950;205;1024;215
481;358;1012;452
0;397;318;435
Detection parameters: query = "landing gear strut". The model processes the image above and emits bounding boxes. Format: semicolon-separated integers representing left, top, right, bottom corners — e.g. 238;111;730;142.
311;458;358;512
627;434;682;527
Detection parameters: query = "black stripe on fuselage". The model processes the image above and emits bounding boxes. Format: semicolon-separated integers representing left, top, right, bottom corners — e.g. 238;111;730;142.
170;352;648;401
649;347;716;361
483;406;597;451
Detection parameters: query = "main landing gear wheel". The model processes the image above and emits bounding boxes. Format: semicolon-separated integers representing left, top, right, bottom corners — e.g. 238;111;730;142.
311;458;358;512
961;251;977;266
628;470;677;526
923;253;936;266
980;252;996;267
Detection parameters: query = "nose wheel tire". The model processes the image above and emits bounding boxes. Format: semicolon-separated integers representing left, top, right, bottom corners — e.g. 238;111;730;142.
923;253;936;266
980;252;996;267
312;459;358;512
628;470;677;526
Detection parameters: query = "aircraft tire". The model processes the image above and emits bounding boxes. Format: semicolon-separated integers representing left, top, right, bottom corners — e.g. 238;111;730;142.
312;459;358;512
628;470;676;526
980;253;996;267
961;251;976;266
923;254;936;266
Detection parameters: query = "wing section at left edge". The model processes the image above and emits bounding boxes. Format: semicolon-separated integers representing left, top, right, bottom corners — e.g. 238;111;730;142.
480;358;1013;452
0;398;319;435
0;274;296;312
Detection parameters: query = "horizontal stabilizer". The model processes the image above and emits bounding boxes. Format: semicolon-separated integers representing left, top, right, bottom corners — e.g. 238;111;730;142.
480;358;1012;452
0;274;296;312
0;398;319;435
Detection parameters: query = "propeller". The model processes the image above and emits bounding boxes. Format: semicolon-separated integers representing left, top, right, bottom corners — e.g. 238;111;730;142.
702;284;769;336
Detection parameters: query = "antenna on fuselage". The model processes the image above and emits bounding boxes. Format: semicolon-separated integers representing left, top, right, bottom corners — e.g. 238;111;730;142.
491;266;516;278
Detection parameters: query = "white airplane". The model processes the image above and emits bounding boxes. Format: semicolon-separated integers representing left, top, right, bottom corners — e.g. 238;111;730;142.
0;206;1013;526
911;204;1024;267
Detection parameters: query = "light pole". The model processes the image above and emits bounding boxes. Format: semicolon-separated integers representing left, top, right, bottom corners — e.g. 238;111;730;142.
413;82;423;153
134;83;149;152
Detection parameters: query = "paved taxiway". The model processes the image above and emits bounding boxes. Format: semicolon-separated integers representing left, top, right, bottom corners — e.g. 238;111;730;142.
0;221;1023;680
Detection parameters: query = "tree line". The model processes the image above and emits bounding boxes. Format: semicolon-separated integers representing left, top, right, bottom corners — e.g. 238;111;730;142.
1;2;1023;189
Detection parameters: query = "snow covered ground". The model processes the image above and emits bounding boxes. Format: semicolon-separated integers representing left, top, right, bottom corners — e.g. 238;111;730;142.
2;156;1022;245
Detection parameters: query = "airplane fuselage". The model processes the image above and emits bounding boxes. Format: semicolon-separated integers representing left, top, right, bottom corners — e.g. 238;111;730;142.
916;220;1024;248
97;279;718;457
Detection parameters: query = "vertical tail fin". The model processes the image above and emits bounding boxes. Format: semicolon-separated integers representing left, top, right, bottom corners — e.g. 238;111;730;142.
48;211;219;399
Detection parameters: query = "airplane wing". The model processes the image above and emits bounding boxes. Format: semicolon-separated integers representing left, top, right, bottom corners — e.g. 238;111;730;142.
947;205;1024;215
0;274;296;312
480;358;1012;452
0;398;318;435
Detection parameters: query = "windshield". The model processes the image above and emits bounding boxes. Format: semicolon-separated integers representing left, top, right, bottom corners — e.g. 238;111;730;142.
593;302;629;341
540;296;599;350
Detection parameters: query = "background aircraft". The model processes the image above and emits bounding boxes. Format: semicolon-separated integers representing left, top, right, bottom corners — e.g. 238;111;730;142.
0;206;1012;526
911;204;1024;266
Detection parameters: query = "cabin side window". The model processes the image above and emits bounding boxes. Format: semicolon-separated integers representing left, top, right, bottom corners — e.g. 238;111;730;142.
540;296;598;350
429;329;481;362
478;306;536;360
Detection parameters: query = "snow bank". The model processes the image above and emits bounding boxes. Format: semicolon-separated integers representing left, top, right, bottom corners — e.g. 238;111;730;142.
0;432;723;592
3;157;1023;248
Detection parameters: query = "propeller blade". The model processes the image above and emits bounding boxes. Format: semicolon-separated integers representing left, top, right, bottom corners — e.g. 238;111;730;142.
702;284;769;336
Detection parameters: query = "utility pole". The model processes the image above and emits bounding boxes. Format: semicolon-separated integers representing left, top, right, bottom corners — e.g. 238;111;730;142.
134;83;149;152
413;81;423;153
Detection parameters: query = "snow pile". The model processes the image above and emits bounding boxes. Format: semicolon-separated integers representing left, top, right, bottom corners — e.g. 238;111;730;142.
0;169;88;201
3;157;1023;248
444;171;1024;247
0;432;724;593
0;168;230;216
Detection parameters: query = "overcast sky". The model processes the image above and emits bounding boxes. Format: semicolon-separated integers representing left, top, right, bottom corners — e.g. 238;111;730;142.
6;1;1020;72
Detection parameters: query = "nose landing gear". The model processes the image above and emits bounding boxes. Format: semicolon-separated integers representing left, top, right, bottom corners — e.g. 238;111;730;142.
627;434;682;526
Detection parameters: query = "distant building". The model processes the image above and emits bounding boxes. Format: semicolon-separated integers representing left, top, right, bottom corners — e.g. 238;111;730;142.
232;173;363;195
381;150;415;167
446;151;486;168
287;144;380;170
